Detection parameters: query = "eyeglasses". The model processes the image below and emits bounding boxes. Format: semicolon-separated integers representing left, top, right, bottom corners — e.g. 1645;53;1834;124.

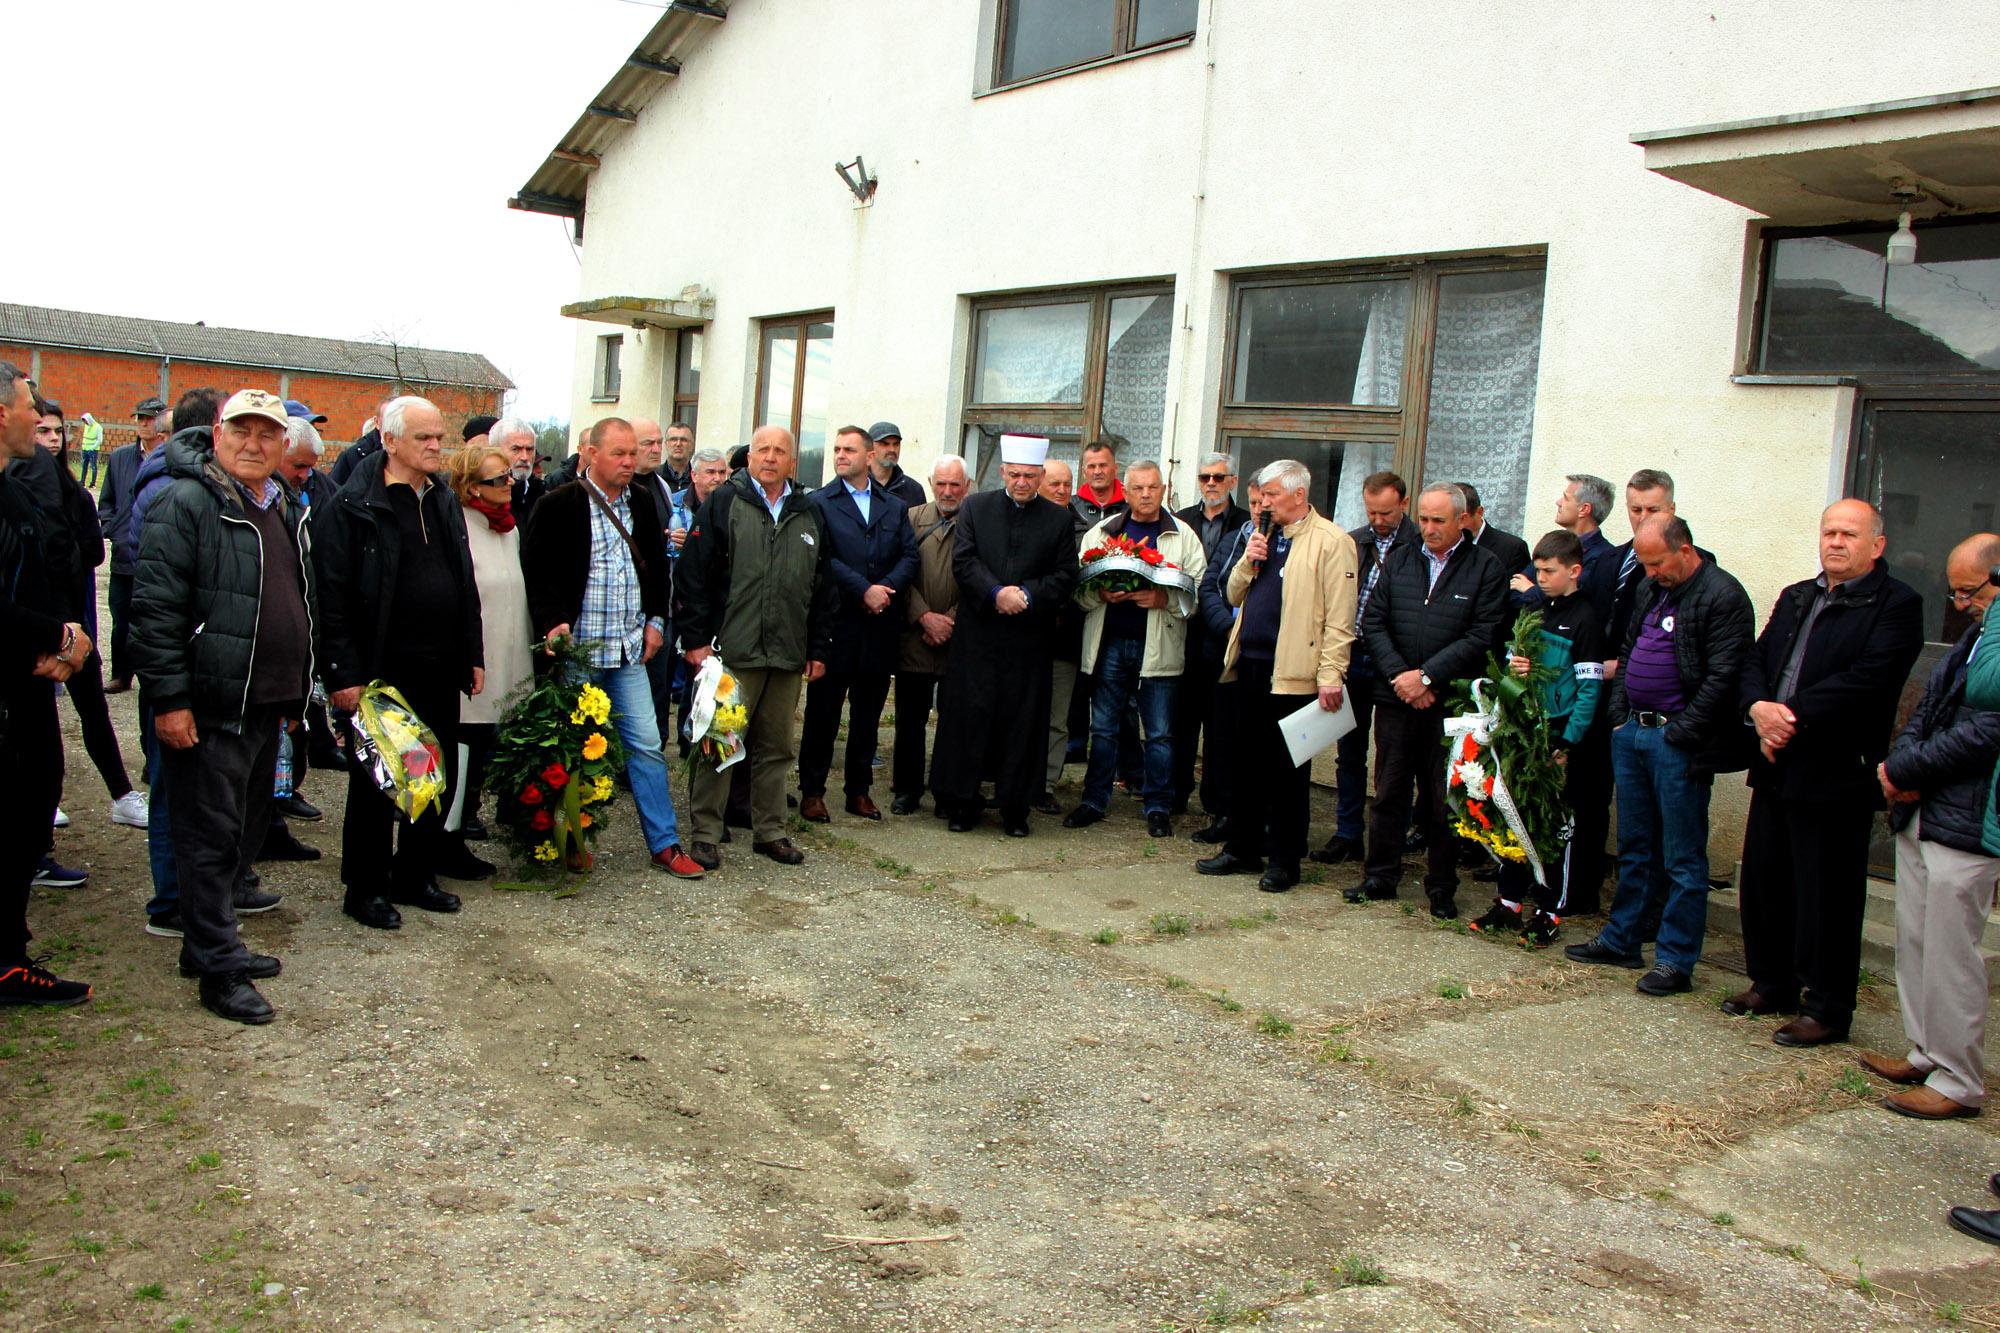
1949;584;1989;607
472;474;513;490
1197;473;1230;484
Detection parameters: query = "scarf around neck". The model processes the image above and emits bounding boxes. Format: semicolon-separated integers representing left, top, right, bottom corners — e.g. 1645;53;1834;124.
467;494;515;534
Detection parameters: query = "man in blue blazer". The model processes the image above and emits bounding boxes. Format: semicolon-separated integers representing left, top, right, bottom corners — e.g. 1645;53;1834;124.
797;425;919;822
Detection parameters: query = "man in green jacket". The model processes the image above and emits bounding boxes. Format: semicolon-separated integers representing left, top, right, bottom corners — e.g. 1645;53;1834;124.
678;425;838;869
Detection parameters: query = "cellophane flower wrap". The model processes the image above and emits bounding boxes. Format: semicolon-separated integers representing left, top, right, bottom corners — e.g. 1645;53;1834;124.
348;682;447;819
488;635;625;876
682;653;748;773
1077;532;1174;596
1441;609;1571;886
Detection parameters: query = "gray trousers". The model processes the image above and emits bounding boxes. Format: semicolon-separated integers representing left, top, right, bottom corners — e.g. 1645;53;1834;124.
163;703;284;976
1047;659;1079;790
689;667;802;846
1894;815;1999;1107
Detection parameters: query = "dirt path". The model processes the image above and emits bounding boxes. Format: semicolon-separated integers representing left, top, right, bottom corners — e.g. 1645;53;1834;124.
4;698;1990;1329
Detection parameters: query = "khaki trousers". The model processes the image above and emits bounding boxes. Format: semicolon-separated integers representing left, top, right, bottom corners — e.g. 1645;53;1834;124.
1047;659;1079;790
1894;815;2000;1107
690;667;802;846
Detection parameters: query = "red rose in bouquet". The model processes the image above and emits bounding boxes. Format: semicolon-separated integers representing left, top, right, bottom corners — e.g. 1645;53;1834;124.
530;809;553;832
541;763;569;789
519;783;544;806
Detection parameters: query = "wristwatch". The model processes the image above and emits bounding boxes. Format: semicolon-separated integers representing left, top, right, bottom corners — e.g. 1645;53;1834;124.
1419;671;1433;688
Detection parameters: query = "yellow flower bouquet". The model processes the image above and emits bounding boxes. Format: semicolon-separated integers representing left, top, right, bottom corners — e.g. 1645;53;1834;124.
489;636;626;885
683;653;749;773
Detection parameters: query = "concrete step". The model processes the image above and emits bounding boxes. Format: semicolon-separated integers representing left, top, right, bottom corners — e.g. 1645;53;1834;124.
1706;884;2000;990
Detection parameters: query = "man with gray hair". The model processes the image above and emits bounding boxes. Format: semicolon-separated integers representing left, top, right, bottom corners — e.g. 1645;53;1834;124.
890;454;969;815
280;416;334;510
487;416;545;526
1348;480;1508;916
1195;459;1356;891
1065;458;1207;837
1172;453;1248;831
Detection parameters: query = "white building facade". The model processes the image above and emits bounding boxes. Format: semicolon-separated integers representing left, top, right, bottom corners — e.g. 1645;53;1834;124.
518;0;2000;854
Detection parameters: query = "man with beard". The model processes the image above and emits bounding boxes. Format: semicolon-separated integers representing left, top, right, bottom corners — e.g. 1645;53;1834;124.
930;435;1078;836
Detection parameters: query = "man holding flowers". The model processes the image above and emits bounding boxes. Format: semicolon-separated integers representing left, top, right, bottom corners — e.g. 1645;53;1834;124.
522;418;704;880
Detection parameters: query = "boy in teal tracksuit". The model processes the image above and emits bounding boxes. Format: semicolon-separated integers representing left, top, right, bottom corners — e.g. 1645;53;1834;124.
1471;529;1605;947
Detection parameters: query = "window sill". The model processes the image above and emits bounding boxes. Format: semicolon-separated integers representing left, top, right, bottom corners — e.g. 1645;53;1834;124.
590;394;621;404
1730;373;1858;387
976;36;1194;99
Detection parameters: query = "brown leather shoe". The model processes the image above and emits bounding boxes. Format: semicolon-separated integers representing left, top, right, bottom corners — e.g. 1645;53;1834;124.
1720;987;1797;1017
1856;1050;1925;1084
799;795;831;824
1772;1015;1848;1047
753;839;806;866
1882;1086;1980;1120
686;841;722;871
844;794;882;821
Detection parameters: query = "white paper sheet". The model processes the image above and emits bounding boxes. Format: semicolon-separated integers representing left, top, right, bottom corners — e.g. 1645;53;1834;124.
1280;690;1357;767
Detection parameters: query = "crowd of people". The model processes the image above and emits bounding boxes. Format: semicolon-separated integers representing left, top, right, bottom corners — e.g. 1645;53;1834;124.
1;359;1997;1243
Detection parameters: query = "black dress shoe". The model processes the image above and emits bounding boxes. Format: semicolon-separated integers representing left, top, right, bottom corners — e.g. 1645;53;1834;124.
1427;892;1459;920
1258;866;1298;893
461;813;489;841
1146;812;1173;838
181;951;281;980
199;973;275;1025
1062;805;1105;829
1947;1207;2000;1247
1191;819;1229;845
1772;1015;1849;1047
1564;935;1644;968
436;846;497;881
257;824;320;863
1342;881;1397;904
754;839;806;866
274;794;323;822
1031;792;1062;816
1004;819;1030;838
1310;835;1361;865
390;882;462;913
947;815;976;833
343;895;403;930
1196;851;1262;876
687;841;722;870
890;795;921;816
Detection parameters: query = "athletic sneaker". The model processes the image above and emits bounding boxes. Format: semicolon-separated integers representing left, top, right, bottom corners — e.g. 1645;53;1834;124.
110;790;151;828
51;806;69;828
1468;899;1522;935
145;909;186;939
1519;909;1562;949
32;855;87;888
0;956;91;1007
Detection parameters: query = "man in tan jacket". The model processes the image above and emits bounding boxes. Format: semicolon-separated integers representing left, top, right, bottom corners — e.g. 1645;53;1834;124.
890;456;967;816
1196;459;1358;891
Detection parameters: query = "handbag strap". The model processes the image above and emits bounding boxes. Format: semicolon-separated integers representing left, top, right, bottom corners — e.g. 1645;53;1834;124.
585;482;649;577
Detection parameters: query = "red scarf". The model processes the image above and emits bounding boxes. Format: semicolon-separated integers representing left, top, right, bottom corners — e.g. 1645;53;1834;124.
467;495;515;534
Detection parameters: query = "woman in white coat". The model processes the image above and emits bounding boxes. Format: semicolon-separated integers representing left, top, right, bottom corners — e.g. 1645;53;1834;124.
445;445;534;848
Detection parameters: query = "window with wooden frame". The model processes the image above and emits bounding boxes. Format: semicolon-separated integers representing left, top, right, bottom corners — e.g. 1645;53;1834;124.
960;283;1175;488
673;328;703;434
755;313;835;489
592;333;622;402
1217;256;1548;535
993;0;1197;88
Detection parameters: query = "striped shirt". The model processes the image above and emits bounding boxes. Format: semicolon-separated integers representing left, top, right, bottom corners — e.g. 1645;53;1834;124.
1622;596;1685;713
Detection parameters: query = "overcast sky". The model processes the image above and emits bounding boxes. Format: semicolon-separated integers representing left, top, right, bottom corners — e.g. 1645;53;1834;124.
8;1;661;421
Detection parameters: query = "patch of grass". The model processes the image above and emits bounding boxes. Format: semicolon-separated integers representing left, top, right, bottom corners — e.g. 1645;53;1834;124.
1710;1212;1735;1227
1435;917;1471;936
1053;850;1066;864
98;1147;130;1162
1318;1041;1360;1064
833;836;859;852
1763;1241;1808;1262
1451;1093;1475;1118
1261;906;1277;921
22;1129;42;1149
1937;1300;1964;1325
1299;866;1326;885
918;880;938;893
1834;1067;1870;1099
1850;1256;1874;1296
131;1283;165;1301
1333;1253;1386;1287
1857;966;1883;990
1581;1150;1602;1164
1198;1285;1264;1326
1502;1117;1542;1140
1089;928;1120;946
88;1111;126;1131
994;910;1029;927
1256;1012;1293;1037
186;1151;222;1174
72;1237;105;1255
0;1042;19;1060
1209;992;1244;1014
1164;975;1189;990
1142;843;1159;859
1225;916;1256;930
1149;912;1192;937
1398;900;1417;916
872;855;912;876
1436;978;1466;1000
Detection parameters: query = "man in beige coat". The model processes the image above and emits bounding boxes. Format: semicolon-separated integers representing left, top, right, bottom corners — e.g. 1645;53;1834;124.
890;456;967;815
1196;459;1357;891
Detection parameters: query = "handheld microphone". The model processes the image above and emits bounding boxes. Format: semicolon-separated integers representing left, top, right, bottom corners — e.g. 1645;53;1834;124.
1251;510;1273;571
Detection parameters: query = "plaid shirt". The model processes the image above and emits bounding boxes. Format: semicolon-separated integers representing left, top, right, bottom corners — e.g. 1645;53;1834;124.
577;478;651;668
1356;529;1396;628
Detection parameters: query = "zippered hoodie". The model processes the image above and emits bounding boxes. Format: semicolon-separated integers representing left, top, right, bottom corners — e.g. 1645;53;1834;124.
131;430;317;733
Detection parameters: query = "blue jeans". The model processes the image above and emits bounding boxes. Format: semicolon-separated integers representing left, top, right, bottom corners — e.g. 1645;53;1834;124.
1600;722;1712;973
596;660;680;855
1081;636;1176;815
140;696;179;917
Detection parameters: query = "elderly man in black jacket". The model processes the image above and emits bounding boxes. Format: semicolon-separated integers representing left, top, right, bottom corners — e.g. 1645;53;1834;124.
1351;482;1507;917
1856;532;2000;1121
1171;453;1248;828
1732;499;1923;1047
797;426;918;824
314;396;485;930
1567;515;1755;996
134;391;314;1024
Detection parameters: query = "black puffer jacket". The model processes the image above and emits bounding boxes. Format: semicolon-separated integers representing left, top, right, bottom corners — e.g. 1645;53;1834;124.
0;458;71;675
131;433;315;732
1360;538;1507;710
1606;557;1756;776
311;449;483;694
1885;625;2000;853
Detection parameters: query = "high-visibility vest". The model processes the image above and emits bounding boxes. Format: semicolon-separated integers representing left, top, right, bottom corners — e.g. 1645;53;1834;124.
80;421;103;452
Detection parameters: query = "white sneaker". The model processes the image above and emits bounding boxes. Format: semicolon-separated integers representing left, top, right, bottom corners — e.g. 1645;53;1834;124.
110;791;150;829
52;807;69;828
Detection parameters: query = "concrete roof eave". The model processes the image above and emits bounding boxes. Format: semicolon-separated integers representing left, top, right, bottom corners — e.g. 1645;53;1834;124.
1632;86;2000;224
561;293;716;331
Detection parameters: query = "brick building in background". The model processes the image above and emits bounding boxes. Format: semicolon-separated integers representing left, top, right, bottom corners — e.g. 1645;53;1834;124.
0;303;513;454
